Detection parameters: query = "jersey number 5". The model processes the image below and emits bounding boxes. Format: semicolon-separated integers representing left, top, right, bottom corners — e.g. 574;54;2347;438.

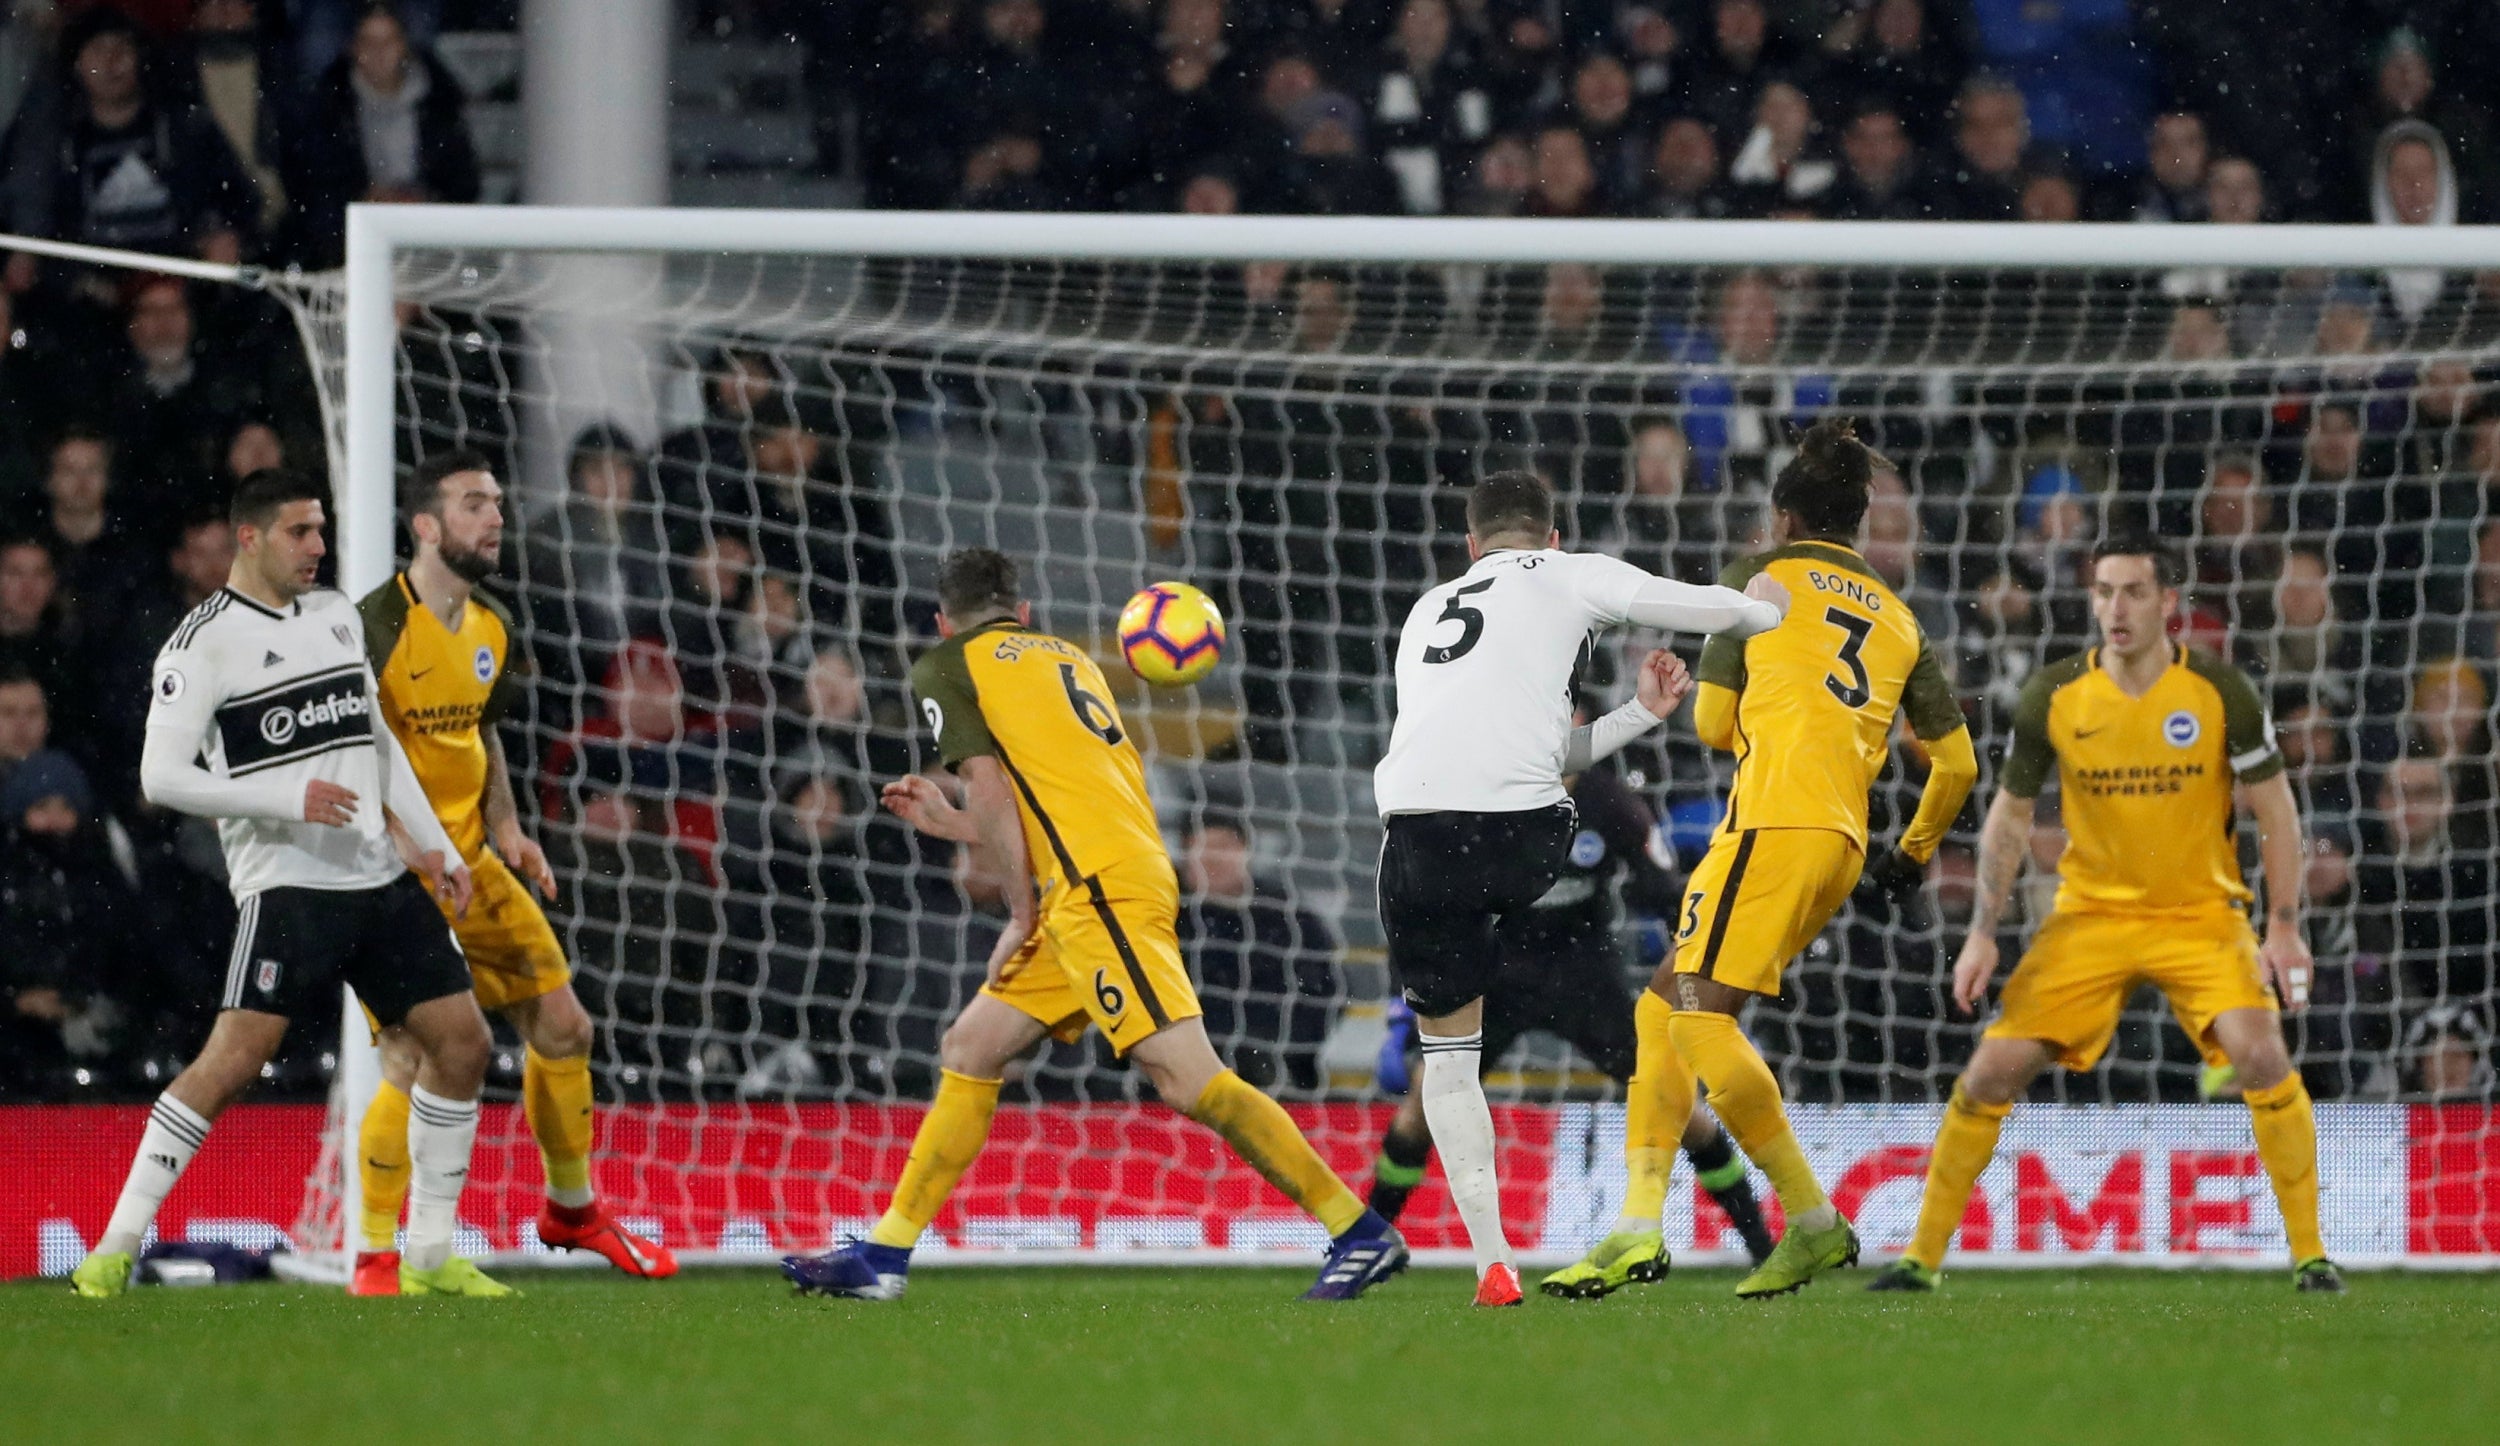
1422;578;1497;664
1822;607;1875;709
1059;662;1124;745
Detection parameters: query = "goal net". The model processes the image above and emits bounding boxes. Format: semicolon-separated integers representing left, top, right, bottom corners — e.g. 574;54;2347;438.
125;213;2500;1267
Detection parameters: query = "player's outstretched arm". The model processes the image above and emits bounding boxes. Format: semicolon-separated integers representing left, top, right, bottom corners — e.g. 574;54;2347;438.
1561;649;1690;772
1620;572;1788;638
2240;772;2314;1012
953;756;1039;987
139;721;343;823
1952;789;2035;1015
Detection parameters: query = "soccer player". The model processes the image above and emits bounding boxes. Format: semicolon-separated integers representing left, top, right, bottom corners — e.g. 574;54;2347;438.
780;548;1408;1301
1868;537;2342;1293
1373;470;1788;1306
1363;751;1777;1266
73;470;504;1299
351;451;677;1294
1545;418;1977;1300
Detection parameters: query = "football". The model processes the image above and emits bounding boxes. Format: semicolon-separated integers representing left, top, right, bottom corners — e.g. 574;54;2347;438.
1117;581;1226;687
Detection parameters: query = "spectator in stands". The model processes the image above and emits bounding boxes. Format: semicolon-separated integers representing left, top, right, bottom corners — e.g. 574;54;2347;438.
768;637;910;784
45;7;256;259
1279;90;1397;216
2408;657;2497;847
542;638;724;869
0;666;44;788
0;539;73;723
1927;75;2027;221
1725;80;1834;213
1126;0;1244;207
93;513;230;799
1679;0;1800;146
715;397;901;646
168;0;296;244
0;3;59;252
663;523;756;715
1563;51;1646;213
657;342;779;528
1176;813;1340;1093
2403;356;2480;477
0;747;141;1097
293;1;481;264
955;122;1064;211
546;779;725;1099
1949;557;2043;735
1365;0;1489;218
2355;749;2495;1013
110;277;260;509
1609;415;1719;586
1826;104;1922;221
2275;684;2360;835
1455;131;1531;217
2160;297;2232;361
1289;266;1353;353
0;288;54;500
2397;1003;2493;1100
2245;545;2361;717
2133;111;2211;223
2463;515;2500;665
2350;28;2493;225
2018;167;2080;224
2368;119;2470;335
31;427;149;617
1645;115;1731;219
718;766;871;1094
1861;463;1948;639
1830;0;1961;151
1526;123;1600;218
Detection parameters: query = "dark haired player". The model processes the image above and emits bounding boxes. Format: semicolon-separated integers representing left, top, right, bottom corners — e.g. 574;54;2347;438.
1868;537;2339;1293
1373;469;1788;1305
1546;418;1978;1300
73;472;502;1299
782;548;1408;1302
1363;722;1778;1267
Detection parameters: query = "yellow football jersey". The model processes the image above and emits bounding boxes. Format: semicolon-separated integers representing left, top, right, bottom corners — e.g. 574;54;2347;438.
911;620;1172;894
1696;542;1964;848
2001;643;2282;915
359;573;521;861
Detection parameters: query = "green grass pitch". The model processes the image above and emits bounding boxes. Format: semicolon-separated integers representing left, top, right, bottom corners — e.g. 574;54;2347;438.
7;1267;2496;1444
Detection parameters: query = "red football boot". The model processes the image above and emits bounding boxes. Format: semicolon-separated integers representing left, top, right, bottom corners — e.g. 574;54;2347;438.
538;1202;678;1278
1473;1262;1525;1308
350;1249;401;1296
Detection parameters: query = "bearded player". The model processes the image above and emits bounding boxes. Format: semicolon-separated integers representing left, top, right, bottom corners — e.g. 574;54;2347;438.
781;548;1407;1301
352;450;677;1292
1867;536;2340;1293
1544;418;1978;1300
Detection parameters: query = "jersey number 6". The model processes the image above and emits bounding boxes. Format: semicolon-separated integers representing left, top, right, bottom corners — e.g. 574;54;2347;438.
1422;578;1497;664
1822;606;1875;709
1059;662;1124;745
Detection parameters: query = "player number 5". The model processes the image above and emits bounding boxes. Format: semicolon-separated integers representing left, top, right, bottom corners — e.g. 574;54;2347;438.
1422;578;1497;664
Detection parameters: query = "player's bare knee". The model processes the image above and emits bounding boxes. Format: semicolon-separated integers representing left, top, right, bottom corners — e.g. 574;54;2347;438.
405;995;493;1093
519;990;594;1060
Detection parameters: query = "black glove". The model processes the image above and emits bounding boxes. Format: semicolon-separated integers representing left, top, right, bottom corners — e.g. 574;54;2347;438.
1855;845;1927;909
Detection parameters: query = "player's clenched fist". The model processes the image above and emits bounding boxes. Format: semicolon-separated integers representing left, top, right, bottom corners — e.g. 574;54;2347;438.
1634;649;1692;719
303;779;359;826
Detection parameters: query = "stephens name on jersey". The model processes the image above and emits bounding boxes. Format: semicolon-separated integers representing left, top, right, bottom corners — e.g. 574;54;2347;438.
147;587;409;896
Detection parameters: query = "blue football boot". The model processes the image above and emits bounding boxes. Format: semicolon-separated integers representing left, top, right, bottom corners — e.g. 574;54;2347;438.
1302;1210;1410;1301
781;1239;910;1301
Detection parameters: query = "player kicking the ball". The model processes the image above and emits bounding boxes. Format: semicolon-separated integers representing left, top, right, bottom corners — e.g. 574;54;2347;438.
1867;536;2341;1294
74;471;503;1300
352;451;676;1294
782;549;1405;1301
1546;419;1977;1301
1373;470;1788;1306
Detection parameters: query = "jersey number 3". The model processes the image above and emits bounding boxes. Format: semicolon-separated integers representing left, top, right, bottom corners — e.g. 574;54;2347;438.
1822;607;1875;709
1422;578;1497;664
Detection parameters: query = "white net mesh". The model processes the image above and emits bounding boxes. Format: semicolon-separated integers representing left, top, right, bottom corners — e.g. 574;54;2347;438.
286;239;2500;1263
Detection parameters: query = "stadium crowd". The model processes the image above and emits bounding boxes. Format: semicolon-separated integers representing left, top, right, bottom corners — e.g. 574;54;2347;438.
2;1;2498;1109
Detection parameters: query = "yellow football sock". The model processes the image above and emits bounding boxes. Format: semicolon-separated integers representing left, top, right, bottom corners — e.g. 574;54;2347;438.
1906;1084;2011;1270
1189;1069;1367;1237
525;1047;597;1208
869;1070;1003;1249
1622;991;1696;1224
2245;1073;2326;1263
358;1080;411;1252
1668;1010;1830;1220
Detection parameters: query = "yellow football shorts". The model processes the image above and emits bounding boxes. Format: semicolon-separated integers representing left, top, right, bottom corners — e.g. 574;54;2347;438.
443;847;571;1012
1672;827;1863;997
1986;906;2277;1071
982;859;1201;1057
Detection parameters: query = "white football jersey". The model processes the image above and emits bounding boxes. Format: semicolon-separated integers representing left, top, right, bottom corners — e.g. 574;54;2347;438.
1377;547;1773;816
146;587;406;897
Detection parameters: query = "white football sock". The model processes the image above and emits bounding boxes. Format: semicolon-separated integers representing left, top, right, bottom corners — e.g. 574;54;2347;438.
404;1086;480;1272
98;1094;211;1258
1792;1203;1840;1233
1419;1029;1511;1276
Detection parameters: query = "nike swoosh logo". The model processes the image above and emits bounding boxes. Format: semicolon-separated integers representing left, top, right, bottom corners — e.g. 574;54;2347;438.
2073;727;2104;739
409;667;434;680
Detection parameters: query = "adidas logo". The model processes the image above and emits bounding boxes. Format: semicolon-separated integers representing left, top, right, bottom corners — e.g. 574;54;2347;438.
147;1153;179;1171
263;651;285;667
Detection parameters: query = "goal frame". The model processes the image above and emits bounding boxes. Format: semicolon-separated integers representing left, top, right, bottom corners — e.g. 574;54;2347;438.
331;206;2500;1273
